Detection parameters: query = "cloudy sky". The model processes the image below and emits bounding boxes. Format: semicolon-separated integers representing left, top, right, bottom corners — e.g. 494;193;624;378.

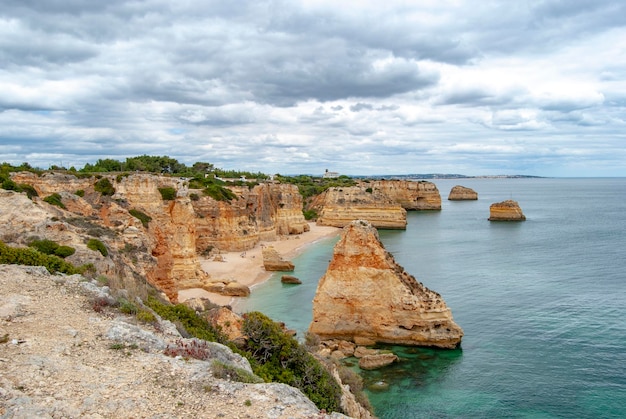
1;1;625;176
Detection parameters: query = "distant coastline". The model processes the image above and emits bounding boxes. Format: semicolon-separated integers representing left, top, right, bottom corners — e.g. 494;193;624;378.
352;174;545;180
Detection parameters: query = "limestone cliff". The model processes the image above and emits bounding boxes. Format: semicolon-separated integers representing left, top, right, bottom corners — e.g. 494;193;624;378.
5;172;308;302
448;185;478;200
315;187;407;229
488;200;526;221
363;180;442;210
192;183;308;253
309;220;463;349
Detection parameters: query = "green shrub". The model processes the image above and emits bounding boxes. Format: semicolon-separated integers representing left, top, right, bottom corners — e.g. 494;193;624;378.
28;239;76;259
158;187;177;201
211;360;264;384
303;209;317;220
241;312;342;413
18;184;38;199
94;178;115;196
365;187;373;193
118;298;138;315
0;241;79;275
28;239;59;255
136;309;156;323
129;209;152;228
55;245;76;258
87;238;108;256
75;189;85;197
43;193;66;209
202;184;237;202
145;296;226;344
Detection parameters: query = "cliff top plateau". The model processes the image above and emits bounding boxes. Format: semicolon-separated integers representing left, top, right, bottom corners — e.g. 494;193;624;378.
0;264;349;418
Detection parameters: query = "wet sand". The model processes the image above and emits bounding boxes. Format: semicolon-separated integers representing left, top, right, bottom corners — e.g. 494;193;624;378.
178;223;340;306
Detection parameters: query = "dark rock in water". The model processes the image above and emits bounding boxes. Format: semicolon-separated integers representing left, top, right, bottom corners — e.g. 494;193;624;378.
281;275;302;284
368;380;390;392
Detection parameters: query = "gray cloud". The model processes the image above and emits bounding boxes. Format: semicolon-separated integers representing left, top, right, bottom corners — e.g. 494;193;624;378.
0;0;625;176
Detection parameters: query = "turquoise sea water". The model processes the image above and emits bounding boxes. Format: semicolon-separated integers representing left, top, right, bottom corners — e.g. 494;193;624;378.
236;178;626;418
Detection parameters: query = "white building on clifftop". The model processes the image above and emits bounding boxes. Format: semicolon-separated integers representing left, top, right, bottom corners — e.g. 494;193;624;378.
323;169;340;179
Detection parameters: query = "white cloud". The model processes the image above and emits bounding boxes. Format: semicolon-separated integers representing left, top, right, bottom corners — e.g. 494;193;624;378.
0;0;625;176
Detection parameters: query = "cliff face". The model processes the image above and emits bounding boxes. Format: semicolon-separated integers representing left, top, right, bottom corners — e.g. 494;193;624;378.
448;185;478;200
309;220;463;349
364;180;442;210
5;172;308;301
192;183;308;253
488;200;526;221
315;187;407;229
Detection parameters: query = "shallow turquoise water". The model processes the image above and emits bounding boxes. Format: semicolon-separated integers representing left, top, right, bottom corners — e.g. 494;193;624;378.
236;178;626;418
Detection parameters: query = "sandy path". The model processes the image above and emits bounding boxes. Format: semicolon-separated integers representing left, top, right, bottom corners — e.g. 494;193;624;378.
178;223;340;306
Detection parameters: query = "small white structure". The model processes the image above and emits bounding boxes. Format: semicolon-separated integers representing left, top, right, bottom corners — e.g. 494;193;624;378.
323;169;340;179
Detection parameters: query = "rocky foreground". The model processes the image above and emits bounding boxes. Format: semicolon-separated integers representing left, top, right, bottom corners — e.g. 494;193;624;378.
0;264;348;419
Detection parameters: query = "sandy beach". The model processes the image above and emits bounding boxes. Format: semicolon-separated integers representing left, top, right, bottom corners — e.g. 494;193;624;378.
178;222;340;306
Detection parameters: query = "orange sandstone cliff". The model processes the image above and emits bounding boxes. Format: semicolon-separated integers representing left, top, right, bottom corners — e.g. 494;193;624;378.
363;180;442;210
6;172;308;302
309;220;463;349
314;186;407;229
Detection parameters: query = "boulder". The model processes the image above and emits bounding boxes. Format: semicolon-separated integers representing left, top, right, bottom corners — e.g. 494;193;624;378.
205;307;246;344
309;219;463;349
222;282;251;297
488;200;526;221
358;353;398;370
281;275;302;284
448;185;478;200
262;246;295;271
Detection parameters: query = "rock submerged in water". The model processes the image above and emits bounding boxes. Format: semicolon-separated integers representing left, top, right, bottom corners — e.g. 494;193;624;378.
448;185;478;200
488;200;526;221
281;275;302;284
309;220;463;349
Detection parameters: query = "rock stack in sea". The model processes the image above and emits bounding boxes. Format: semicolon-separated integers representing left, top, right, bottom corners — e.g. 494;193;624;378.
309;220;463;349
488;200;526;221
448;185;478;200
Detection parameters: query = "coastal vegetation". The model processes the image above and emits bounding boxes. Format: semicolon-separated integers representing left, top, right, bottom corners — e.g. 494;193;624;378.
43;193;66;209
129;209;152;228
275;174;356;200
86;238;108;257
28;239;76;259
0;241;85;275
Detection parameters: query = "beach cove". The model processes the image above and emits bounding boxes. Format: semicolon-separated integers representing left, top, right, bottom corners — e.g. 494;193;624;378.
178;222;341;306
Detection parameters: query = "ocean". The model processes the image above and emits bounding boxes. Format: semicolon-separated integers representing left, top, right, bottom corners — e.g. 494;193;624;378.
236;178;626;418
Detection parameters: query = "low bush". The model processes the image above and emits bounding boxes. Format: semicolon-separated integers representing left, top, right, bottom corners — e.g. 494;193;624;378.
28;239;76;259
0;240;79;274
303;209;317;220
158;187;177;201
94;178;115;196
75;189;85;197
145;296;226;344
129;209;152;228
202;184;237;202
43;193;66;209
87;238;108;256
211;360;264;384
136;309;156;324
241;312;343;413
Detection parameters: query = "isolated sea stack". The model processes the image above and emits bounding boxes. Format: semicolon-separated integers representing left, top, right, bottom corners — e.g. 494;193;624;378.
448;185;478;200
488;200;526;221
309;220;463;349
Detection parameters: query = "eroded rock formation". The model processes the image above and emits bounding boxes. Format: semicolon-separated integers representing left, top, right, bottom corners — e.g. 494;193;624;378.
315;187;407;229
309;220;463;349
5;172;308;302
448;185;478;200
364;180;442;210
262;246;295;271
488;200;526;221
